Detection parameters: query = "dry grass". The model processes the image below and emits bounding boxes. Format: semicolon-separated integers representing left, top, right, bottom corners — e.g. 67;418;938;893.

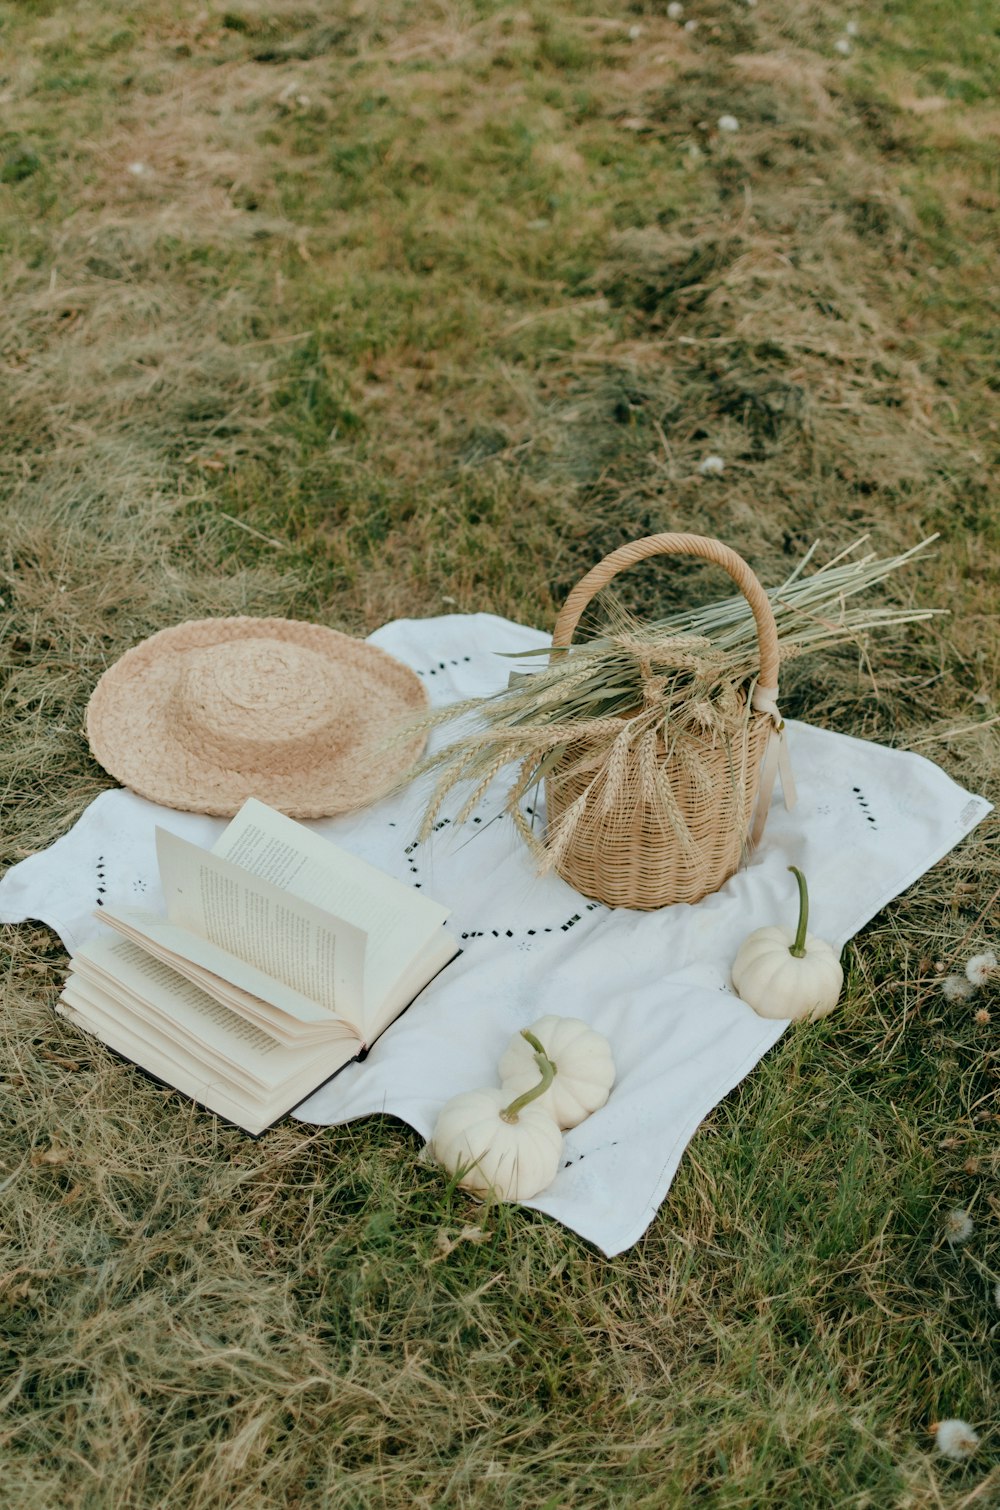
1;0;998;1504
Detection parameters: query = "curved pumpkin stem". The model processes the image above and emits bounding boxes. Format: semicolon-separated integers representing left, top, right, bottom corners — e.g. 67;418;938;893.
788;865;809;958
500;1030;556;1122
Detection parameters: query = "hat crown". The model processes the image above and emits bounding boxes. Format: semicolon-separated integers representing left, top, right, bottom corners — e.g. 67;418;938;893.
175;639;346;770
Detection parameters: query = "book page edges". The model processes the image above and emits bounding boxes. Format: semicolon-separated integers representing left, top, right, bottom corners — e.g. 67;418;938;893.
98;905;361;1038
59;985;360;1137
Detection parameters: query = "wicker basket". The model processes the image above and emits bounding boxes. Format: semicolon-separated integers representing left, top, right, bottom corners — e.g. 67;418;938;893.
544;533;783;910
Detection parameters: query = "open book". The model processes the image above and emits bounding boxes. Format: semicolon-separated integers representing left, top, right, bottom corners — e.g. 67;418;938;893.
58;799;459;1134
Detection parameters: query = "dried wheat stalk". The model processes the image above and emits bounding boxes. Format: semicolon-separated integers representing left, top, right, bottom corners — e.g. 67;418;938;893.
395;537;941;852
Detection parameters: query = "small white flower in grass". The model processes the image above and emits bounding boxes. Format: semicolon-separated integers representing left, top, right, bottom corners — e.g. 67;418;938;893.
942;1208;974;1246
965;951;997;986
745;0;757;7
127;161;147;176
835;37;852;56
717;115;740;133
846;20;859;36
699;454;725;474
628;24;643;39
667;1;683;16
941;975;975;1002
934;1419;980;1461
684;19;699;32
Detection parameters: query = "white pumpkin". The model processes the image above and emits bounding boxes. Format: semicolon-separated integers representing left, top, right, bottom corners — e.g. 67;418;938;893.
430;1089;562;1201
731;865;843;1021
499;1016;615;1130
430;1039;563;1201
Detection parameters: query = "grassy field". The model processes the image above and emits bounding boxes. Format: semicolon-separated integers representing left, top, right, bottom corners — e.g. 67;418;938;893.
1;0;998;1504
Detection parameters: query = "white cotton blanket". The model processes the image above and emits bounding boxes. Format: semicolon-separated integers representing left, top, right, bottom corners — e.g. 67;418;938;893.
0;614;990;1255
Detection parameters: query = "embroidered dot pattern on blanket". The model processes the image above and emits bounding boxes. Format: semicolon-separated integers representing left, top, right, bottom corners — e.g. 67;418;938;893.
0;614;990;1256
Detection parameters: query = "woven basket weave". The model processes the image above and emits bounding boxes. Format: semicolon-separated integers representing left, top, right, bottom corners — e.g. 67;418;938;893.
544;533;782;910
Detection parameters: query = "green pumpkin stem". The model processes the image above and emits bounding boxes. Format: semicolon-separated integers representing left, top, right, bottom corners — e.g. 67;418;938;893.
788;865;809;958
500;1030;556;1122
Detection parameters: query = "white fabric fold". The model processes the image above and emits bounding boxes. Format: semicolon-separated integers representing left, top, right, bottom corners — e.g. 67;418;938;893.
0;612;990;1255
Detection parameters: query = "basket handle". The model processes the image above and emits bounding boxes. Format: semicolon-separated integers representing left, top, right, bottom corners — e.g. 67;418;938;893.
551;532;781;714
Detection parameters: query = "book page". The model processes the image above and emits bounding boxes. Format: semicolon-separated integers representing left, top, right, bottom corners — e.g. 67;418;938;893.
61;982;254;1102
156;827;367;1022
212;799;452;1032
68;936;358;1092
365;928;461;1042
72;936;294;1088
99;906;353;1039
60;966;359;1137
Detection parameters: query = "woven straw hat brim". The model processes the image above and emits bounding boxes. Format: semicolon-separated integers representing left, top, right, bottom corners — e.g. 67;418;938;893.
86;617;428;818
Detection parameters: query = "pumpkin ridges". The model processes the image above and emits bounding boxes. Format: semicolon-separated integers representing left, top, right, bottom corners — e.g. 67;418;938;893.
498;1015;616;1131
431;1087;562;1202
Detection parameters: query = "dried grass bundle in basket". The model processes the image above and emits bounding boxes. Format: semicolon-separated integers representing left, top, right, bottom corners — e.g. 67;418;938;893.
402;533;938;910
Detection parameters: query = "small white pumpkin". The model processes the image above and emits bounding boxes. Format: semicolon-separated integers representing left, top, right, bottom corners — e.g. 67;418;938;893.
499;1015;615;1130
430;1038;562;1201
731;866;843;1021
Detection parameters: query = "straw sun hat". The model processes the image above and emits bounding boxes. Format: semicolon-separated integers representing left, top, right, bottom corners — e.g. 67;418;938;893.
85;617;428;818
